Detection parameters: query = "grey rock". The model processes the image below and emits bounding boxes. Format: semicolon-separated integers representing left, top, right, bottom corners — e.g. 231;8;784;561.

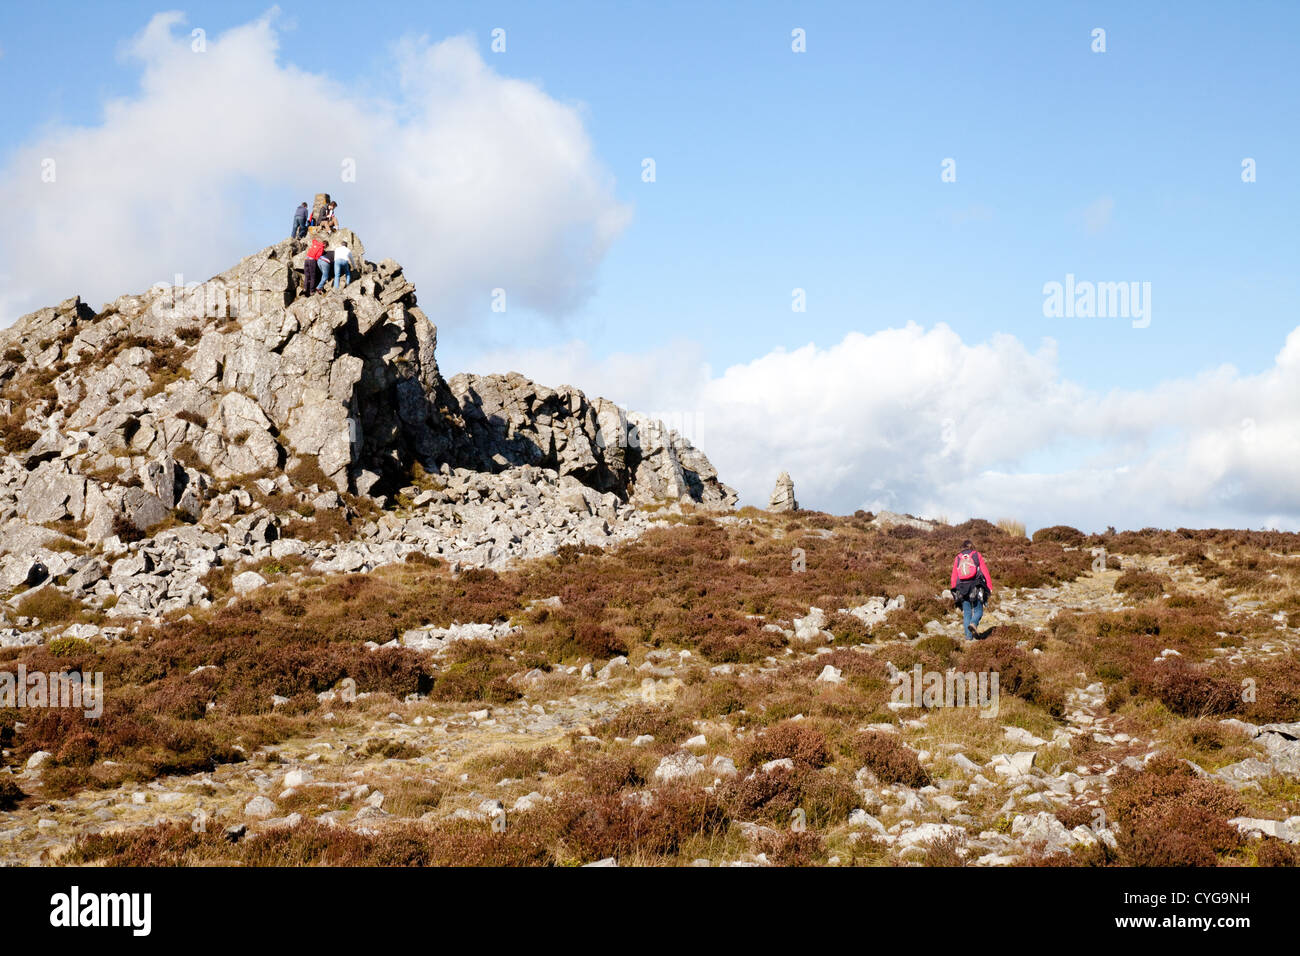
231;571;268;595
653;752;706;783
768;471;798;512
25;751;52;770
244;795;276;819
0;230;740;623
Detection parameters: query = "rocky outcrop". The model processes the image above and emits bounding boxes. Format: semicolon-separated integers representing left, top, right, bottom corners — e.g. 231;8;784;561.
441;372;736;509
871;511;938;532
1213;720;1300;786
0;230;731;505
768;471;797;512
0;230;735;627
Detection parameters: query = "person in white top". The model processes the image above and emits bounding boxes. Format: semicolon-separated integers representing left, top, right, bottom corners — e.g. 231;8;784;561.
333;242;352;289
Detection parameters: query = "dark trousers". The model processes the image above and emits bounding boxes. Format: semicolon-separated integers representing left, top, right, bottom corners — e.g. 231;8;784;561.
304;258;319;295
292;216;307;239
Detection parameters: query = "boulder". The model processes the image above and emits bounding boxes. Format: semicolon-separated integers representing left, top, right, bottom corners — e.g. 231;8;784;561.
231;571;268;595
653;752;706;783
769;471;798;512
244;796;276;819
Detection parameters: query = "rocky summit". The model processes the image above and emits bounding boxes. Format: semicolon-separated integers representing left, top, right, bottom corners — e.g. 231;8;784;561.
0;233;735;631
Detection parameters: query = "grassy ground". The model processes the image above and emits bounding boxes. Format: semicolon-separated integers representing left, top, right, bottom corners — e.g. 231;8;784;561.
2;509;1298;866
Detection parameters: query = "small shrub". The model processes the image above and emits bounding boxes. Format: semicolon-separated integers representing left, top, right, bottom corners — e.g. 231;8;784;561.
1131;659;1240;718
47;636;93;658
0;414;39;452
579;753;646;796
825;611;872;645
760;829;824;866
111;514;146;543
173;443;202;469
176;409;208;428
430;641;520;704
720;764;857;828
594;703;688;745
1108;755;1245;866
847;731;931;788
571;622;627;658
0;778;25;810
468;746;559;782
923;831;967;867
16;588;86;626
1054;805;1095;830
1114;570;1173;602
56;732;100;766
1032;525;1085;547
737;720;830;770
960;636;1063;716
545;785;731;862
384;779;446;817
288;455;331;489
1257;839;1299;867
996;518;1026;539
362;739;422;760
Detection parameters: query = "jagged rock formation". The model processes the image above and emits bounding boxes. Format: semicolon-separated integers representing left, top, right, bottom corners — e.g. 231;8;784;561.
768;471;797;512
871;511;937;532
442;372;735;509
0;232;735;631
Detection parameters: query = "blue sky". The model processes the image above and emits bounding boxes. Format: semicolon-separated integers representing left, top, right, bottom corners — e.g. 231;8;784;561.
1;1;1297;528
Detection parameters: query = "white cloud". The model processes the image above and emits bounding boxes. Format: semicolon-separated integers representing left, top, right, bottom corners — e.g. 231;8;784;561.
463;323;1300;533
0;11;630;325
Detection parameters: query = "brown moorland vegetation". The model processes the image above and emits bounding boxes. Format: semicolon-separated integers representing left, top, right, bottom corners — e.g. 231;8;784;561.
4;511;1299;865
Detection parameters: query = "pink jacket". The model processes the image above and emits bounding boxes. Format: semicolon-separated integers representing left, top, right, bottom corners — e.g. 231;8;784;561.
950;550;993;592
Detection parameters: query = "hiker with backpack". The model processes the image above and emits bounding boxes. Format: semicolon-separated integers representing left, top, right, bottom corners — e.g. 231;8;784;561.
950;539;993;640
292;201;309;239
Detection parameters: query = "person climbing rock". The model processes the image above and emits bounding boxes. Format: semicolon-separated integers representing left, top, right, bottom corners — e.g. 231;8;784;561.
315;245;335;292
291;201;309;239
333;241;351;288
950;538;993;640
303;235;325;296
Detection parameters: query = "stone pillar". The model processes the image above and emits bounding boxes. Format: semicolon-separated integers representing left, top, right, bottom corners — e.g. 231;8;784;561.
769;471;798;512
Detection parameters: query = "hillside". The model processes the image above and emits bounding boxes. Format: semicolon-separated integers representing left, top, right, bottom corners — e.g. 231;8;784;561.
0;238;1297;867
0;506;1297;866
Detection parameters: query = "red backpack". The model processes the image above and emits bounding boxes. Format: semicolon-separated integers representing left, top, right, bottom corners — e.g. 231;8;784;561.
956;549;980;580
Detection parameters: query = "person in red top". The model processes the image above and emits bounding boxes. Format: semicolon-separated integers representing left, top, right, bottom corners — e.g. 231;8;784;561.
950;539;993;640
303;237;325;297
